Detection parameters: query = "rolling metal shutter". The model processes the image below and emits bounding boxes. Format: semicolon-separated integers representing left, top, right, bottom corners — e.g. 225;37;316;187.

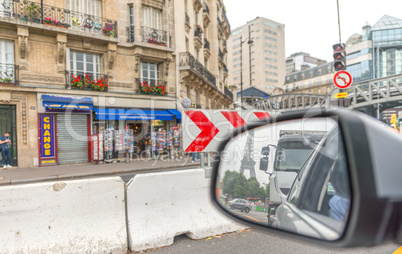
57;114;89;165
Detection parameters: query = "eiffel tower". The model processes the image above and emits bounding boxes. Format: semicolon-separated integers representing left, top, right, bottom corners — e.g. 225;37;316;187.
240;129;256;178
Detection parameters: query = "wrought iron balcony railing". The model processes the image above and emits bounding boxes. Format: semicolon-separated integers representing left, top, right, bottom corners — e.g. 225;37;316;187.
142;26;168;46
194;25;202;41
0;64;18;85
222;39;227;48
185;13;190;25
179;52;216;87
136;78;168;96
223;63;228;73
203;2;210;15
219;48;224;60
126;25;134;43
204;39;210;50
217;17;223;32
12;0;119;38
224;86;233;100
67;72;109;92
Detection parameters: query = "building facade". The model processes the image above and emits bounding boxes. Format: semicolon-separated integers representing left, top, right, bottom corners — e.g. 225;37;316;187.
346;15;402;83
228;17;285;98
0;0;181;168
283;62;335;95
286;52;327;75
175;0;233;109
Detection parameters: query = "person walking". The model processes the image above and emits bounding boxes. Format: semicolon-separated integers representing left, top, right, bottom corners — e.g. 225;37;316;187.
191;152;200;163
1;131;12;169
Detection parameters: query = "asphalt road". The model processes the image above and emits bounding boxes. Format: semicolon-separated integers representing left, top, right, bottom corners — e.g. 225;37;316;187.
139;229;400;254
231;209;269;225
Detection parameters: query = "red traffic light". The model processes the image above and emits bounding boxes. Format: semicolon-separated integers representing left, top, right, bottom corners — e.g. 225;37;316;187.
333;51;346;60
333;43;345;52
334;60;346;71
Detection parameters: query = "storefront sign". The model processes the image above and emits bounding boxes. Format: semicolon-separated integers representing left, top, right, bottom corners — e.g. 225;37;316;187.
39;115;56;166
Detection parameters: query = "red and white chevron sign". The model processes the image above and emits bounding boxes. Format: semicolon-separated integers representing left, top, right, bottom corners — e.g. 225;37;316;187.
183;110;274;152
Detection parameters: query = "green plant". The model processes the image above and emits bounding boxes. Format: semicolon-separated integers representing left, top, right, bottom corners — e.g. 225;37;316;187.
24;3;40;20
71;75;84;89
2;77;12;83
92;78;109;92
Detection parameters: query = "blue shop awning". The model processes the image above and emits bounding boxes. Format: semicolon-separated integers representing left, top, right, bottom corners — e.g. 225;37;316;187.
166;109;182;120
42;95;93;111
94;109;175;121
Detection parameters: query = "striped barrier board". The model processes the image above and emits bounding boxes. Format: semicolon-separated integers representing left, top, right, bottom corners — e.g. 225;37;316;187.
183;110;275;152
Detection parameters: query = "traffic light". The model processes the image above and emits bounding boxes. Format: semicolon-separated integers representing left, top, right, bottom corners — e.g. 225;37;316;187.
333;43;347;71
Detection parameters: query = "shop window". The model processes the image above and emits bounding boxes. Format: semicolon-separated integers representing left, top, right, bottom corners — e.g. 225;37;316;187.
141;62;161;82
143;6;162;30
70;50;102;77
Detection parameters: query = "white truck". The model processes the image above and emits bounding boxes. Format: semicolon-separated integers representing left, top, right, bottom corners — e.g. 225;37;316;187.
259;130;326;226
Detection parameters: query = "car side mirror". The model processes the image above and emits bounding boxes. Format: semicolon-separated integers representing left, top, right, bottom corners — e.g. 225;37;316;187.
210;108;402;248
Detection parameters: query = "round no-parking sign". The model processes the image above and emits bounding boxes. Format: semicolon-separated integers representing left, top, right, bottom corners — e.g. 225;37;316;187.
333;71;353;89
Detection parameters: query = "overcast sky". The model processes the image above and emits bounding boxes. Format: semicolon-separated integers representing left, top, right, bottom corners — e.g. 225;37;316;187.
225;0;402;62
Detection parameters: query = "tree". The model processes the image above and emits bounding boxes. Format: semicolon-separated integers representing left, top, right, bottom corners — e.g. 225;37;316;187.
223;171;269;200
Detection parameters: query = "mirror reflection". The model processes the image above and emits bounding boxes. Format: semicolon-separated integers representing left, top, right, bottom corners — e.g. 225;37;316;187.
216;118;351;241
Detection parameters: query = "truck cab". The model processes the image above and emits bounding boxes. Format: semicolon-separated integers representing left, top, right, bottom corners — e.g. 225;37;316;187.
260;132;324;225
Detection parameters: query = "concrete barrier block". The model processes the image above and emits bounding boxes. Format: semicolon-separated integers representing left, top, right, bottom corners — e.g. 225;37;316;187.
0;177;127;254
127;168;246;252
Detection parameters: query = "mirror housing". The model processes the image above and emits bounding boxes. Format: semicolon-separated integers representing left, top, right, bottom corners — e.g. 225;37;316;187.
210;108;402;247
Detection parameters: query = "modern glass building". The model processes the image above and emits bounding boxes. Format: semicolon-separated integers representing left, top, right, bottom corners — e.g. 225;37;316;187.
346;15;402;83
371;15;402;79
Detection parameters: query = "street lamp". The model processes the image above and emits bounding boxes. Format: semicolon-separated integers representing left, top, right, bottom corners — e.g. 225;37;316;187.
240;34;253;107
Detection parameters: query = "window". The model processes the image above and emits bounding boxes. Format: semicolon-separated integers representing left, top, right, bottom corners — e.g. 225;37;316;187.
233;50;241;55
70;50;102;77
233;70;241;74
141;62;160;82
266;78;278;83
265;43;277;49
232;44;241;49
264;21;278;29
233;76;240;81
232;29;242;36
233;63;242;68
265;50;277;55
128;5;134;42
265;36;277;42
66;0;101;16
265;64;278;69
265;57;278;63
255;29;260;33
143;6;162;29
0;40;14;82
264;29;277;35
232;37;241;42
233;56;242;61
266;71;278;76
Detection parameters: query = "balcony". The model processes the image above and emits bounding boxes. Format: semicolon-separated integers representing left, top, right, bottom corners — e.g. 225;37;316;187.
217;17;223;37
223;63;228;78
136;78;168;96
13;0;118;38
202;2;210;27
222;39;227;53
142;26;168;47
222;10;231;35
0;64;18;85
185;13;191;33
179;52;216;87
204;38;211;58
67;72;109;92
194;25;203;50
224;86;233;100
126;25;134;43
218;48;224;66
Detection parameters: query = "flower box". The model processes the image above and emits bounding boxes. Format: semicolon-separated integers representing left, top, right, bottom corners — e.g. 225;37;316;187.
147;40;166;47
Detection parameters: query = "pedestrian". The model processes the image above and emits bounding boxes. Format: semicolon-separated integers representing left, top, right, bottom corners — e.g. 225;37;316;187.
1;131;12;169
191;152;199;163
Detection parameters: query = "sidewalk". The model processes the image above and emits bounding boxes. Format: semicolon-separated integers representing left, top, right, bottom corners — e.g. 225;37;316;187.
0;156;200;186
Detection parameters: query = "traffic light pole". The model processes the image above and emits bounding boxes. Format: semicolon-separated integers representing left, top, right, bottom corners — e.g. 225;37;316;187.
336;0;342;44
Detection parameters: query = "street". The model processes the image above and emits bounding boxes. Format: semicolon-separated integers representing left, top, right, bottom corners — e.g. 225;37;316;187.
231;209;269;224
141;229;399;254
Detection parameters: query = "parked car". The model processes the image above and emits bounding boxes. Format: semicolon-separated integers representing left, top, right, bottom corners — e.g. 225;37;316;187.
229;199;250;213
